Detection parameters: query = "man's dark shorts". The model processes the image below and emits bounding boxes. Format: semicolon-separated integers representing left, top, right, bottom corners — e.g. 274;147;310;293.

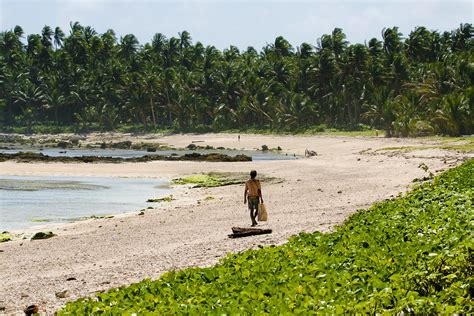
248;196;259;210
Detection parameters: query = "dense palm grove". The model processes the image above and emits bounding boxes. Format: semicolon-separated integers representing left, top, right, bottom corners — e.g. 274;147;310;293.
0;22;473;136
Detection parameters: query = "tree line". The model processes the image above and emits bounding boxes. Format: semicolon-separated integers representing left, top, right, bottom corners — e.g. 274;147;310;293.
0;22;472;136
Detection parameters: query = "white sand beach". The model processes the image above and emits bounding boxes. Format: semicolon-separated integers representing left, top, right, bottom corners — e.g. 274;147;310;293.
0;133;471;314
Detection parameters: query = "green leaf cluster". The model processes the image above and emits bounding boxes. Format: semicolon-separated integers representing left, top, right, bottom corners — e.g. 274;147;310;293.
172;172;246;188
60;160;473;314
147;195;175;203
0;232;12;242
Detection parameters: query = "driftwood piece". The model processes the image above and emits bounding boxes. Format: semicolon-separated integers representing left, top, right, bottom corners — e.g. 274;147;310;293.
228;227;272;238
305;149;317;157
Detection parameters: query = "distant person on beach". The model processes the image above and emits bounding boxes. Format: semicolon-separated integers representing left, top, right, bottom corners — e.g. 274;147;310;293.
244;170;263;226
238;135;240;141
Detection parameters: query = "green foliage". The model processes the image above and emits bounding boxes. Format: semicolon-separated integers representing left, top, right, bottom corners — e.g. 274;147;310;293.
31;219;51;223
1;24;473;136
0;232;12;242
172;173;245;188
147;195;175;203
83;215;114;220
61;160;474;314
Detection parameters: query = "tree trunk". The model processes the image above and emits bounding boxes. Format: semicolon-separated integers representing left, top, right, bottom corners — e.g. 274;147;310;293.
149;96;156;130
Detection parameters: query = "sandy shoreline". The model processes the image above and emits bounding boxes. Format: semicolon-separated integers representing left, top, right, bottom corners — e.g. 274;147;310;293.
0;133;471;314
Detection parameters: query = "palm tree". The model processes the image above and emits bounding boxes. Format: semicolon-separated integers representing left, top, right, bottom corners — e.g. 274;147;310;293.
382;27;403;57
11;77;47;133
0;30;23;68
119;34;139;61
273;36;293;57
362;87;396;137
331;28;348;59
41;26;53;48
406;26;433;62
69;21;83;35
26;34;42;57
451;23;473;51
53;27;65;50
297;43;314;58
141;70;160;129
178;31;192;51
432;93;470;136
13;25;24;39
152;33;167;54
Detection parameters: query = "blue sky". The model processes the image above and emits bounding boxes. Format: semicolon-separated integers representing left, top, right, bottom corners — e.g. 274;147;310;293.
0;0;472;50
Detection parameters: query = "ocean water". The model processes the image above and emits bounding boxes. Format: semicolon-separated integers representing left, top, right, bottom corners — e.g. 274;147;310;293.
0;148;300;160
0;175;170;231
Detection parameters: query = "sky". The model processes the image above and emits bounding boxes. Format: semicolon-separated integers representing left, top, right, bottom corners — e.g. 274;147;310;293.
0;0;472;51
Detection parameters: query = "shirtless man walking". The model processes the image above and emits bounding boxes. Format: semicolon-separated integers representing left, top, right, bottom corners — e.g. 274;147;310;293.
244;170;263;226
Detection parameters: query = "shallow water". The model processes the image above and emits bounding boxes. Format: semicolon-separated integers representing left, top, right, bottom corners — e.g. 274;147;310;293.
0;175;170;231
0;147;299;160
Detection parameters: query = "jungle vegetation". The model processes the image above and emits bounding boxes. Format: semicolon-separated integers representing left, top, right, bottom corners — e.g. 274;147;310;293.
0;23;473;136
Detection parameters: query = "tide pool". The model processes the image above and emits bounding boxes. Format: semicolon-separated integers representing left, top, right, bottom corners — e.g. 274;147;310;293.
0;175;170;231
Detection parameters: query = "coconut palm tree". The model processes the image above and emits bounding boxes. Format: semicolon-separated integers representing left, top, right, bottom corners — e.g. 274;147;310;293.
362;87;396;137
432;93;470;136
53;27;65;50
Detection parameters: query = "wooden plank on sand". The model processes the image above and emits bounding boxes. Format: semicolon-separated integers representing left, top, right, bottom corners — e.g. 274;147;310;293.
228;226;272;238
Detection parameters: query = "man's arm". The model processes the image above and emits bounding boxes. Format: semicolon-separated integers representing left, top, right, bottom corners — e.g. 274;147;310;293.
244;183;248;204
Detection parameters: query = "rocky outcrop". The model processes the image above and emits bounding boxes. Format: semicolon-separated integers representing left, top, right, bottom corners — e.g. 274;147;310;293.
31;232;56;240
0;152;252;163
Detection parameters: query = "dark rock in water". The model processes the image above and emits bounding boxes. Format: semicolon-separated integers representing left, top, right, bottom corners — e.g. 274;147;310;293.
186;143;197;150
66;277;77;281
0;152;252;163
31;231;56;240
261;145;269;151
146;147;157;152
183;152;202;159
70;137;81;146
24;305;38;315
111;141;132;149
183;152;252;162
57;141;73;149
